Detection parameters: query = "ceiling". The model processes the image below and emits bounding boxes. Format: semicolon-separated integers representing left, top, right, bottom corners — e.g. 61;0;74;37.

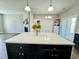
0;0;78;14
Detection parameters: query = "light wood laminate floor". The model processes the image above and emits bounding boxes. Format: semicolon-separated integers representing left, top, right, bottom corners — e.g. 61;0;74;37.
71;49;79;59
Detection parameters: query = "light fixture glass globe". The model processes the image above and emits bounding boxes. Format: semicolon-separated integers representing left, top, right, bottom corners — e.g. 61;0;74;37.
25;6;31;11
48;6;54;12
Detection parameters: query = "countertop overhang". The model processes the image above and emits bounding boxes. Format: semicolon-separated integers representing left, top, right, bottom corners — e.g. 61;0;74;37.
5;32;75;45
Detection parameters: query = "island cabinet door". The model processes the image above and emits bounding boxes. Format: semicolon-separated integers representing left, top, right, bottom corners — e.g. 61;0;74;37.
6;44;25;59
7;51;19;59
38;45;72;59
7;49;24;59
22;44;39;59
22;51;37;59
38;49;59;59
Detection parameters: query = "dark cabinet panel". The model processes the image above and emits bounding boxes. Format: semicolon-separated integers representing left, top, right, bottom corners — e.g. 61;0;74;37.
74;33;79;49
7;51;19;59
6;43;72;59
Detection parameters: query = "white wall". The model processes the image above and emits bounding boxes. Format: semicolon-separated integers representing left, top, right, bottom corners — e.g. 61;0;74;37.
60;2;79;18
75;16;79;34
40;20;53;32
60;2;79;41
3;14;24;33
0;14;4;32
23;12;34;32
60;1;79;34
33;14;56;32
30;12;34;32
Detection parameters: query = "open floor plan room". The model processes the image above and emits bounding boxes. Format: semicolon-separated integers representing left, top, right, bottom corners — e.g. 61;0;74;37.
0;0;79;59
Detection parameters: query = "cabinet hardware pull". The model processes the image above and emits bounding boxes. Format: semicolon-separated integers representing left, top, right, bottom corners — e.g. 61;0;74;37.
22;53;24;55
54;48;56;50
55;54;58;57
51;54;54;56
20;47;22;49
19;53;21;55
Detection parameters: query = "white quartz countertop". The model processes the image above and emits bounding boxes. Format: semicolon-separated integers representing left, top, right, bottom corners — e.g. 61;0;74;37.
5;32;74;45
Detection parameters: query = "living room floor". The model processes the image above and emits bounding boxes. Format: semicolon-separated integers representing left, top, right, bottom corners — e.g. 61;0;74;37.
71;49;79;59
0;33;79;59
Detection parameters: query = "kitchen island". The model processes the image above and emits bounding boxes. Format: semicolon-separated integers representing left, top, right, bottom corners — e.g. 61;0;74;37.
5;32;74;59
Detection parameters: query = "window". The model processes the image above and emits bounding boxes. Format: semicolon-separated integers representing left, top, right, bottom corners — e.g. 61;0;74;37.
70;17;77;33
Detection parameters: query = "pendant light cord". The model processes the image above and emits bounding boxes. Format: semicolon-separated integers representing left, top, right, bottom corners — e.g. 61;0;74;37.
50;0;52;6
27;0;29;6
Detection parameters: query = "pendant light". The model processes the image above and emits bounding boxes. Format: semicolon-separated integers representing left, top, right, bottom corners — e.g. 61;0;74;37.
48;0;54;12
25;0;31;12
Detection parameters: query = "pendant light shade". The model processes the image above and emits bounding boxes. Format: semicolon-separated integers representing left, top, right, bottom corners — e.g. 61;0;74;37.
48;6;54;11
25;0;31;12
25;6;31;11
48;0;54;12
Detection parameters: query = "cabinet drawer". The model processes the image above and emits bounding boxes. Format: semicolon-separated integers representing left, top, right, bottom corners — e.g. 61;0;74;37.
6;43;39;52
53;51;66;58
6;44;23;53
39;49;59;59
6;43;23;49
39;49;68;59
6;43;23;51
39;45;72;51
